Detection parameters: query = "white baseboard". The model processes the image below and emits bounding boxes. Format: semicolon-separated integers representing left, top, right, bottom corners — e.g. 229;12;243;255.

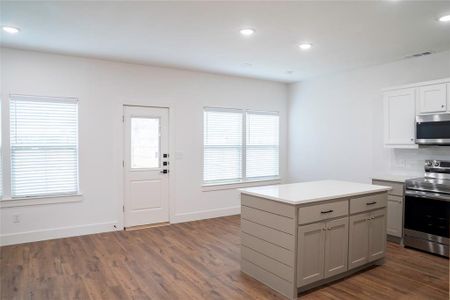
171;206;241;224
1;207;241;246
0;221;119;246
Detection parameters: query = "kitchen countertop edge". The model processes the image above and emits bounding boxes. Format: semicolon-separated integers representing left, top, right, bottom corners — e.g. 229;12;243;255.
239;180;391;205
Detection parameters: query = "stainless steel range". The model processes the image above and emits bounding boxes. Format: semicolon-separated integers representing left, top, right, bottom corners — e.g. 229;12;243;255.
404;160;450;257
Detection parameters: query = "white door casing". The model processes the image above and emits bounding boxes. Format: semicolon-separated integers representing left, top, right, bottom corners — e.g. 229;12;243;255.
124;106;170;227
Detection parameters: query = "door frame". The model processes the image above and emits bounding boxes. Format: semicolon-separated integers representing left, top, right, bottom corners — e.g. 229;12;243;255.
119;103;176;229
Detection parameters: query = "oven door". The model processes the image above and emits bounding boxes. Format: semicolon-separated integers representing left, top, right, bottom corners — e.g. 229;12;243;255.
404;190;450;240
416;113;450;145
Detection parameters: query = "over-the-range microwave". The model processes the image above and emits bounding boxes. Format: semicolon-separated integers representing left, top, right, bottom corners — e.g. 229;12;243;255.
416;113;450;145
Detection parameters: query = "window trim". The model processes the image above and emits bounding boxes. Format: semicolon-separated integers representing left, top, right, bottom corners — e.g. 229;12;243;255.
0;193;83;208
202;107;280;187
1;94;81;202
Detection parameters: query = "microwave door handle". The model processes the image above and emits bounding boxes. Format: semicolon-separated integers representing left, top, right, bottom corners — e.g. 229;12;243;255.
405;190;450;202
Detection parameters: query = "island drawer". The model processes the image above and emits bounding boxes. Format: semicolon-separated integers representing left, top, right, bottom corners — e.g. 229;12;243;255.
350;193;387;214
298;200;348;225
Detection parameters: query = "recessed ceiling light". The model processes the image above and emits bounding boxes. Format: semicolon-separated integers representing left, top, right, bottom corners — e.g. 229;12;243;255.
439;15;450;22
2;26;20;34
240;28;255;36
298;43;312;50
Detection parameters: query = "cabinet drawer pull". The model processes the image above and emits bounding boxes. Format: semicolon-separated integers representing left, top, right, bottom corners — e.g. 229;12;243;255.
320;209;334;214
366;201;377;205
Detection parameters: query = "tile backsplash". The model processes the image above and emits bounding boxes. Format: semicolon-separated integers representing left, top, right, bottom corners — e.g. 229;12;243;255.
390;146;450;174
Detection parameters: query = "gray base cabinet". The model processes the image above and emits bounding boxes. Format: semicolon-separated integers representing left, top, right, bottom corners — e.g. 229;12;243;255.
372;179;405;241
241;191;388;299
349;208;386;270
368;209;387;261
297;217;349;287
349;212;370;269
324;218;349;278
297;222;325;286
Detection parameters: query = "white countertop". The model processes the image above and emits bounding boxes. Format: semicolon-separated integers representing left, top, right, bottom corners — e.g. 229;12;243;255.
239;180;391;205
372;173;420;183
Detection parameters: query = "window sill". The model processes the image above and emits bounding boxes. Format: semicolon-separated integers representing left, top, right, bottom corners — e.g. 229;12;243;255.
202;178;281;192
0;193;83;208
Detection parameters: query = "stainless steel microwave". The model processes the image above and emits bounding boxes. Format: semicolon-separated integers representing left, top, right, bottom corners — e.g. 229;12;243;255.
416;113;450;145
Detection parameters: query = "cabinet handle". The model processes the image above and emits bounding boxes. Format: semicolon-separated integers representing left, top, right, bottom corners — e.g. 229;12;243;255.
320;209;334;214
366;201;377;205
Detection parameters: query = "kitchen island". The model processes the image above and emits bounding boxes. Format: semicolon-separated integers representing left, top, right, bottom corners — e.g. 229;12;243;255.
239;180;391;299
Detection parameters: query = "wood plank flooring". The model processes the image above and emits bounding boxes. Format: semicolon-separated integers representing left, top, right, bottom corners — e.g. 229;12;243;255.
1;215;448;299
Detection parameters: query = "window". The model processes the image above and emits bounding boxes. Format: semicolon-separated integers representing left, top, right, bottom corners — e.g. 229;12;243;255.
203;108;243;184
10;95;79;198
203;108;279;185
246;112;279;179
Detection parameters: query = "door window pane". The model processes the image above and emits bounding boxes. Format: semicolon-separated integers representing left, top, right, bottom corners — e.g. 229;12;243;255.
131;117;160;169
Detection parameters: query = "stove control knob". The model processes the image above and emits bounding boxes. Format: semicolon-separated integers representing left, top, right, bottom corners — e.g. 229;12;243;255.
434;161;440;167
425;161;432;167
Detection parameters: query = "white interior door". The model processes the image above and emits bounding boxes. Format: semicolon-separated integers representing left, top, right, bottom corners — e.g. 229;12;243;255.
124;105;169;228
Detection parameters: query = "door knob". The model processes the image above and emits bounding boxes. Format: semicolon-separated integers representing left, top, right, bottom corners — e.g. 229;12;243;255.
160;169;169;174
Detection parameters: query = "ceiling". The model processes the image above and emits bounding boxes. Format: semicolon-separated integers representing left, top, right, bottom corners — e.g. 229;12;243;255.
1;1;450;82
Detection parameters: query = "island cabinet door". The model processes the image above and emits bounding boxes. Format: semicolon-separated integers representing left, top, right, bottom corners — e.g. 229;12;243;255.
297;222;325;287
324;217;349;278
368;208;387;262
349;212;370;270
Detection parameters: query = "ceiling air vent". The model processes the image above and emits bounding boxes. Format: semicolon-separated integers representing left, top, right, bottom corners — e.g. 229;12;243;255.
404;51;433;59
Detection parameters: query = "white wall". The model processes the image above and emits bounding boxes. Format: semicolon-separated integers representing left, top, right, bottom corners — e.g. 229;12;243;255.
288;50;450;183
0;48;288;245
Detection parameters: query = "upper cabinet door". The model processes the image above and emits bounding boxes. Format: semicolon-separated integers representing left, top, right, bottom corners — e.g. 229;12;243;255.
418;84;447;114
383;88;417;147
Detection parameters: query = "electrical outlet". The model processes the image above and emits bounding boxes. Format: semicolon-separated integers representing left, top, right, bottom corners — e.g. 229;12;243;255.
13;214;20;223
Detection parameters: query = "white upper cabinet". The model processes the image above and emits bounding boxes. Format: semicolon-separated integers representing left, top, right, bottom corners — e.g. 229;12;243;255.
383;88;417;148
383;78;450;148
418;84;447;113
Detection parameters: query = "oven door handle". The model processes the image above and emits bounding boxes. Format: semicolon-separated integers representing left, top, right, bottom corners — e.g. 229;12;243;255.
405;190;450;202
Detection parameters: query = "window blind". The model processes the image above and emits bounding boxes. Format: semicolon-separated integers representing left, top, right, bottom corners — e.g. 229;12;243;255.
10;96;79;198
203;109;242;184
246;112;279;179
